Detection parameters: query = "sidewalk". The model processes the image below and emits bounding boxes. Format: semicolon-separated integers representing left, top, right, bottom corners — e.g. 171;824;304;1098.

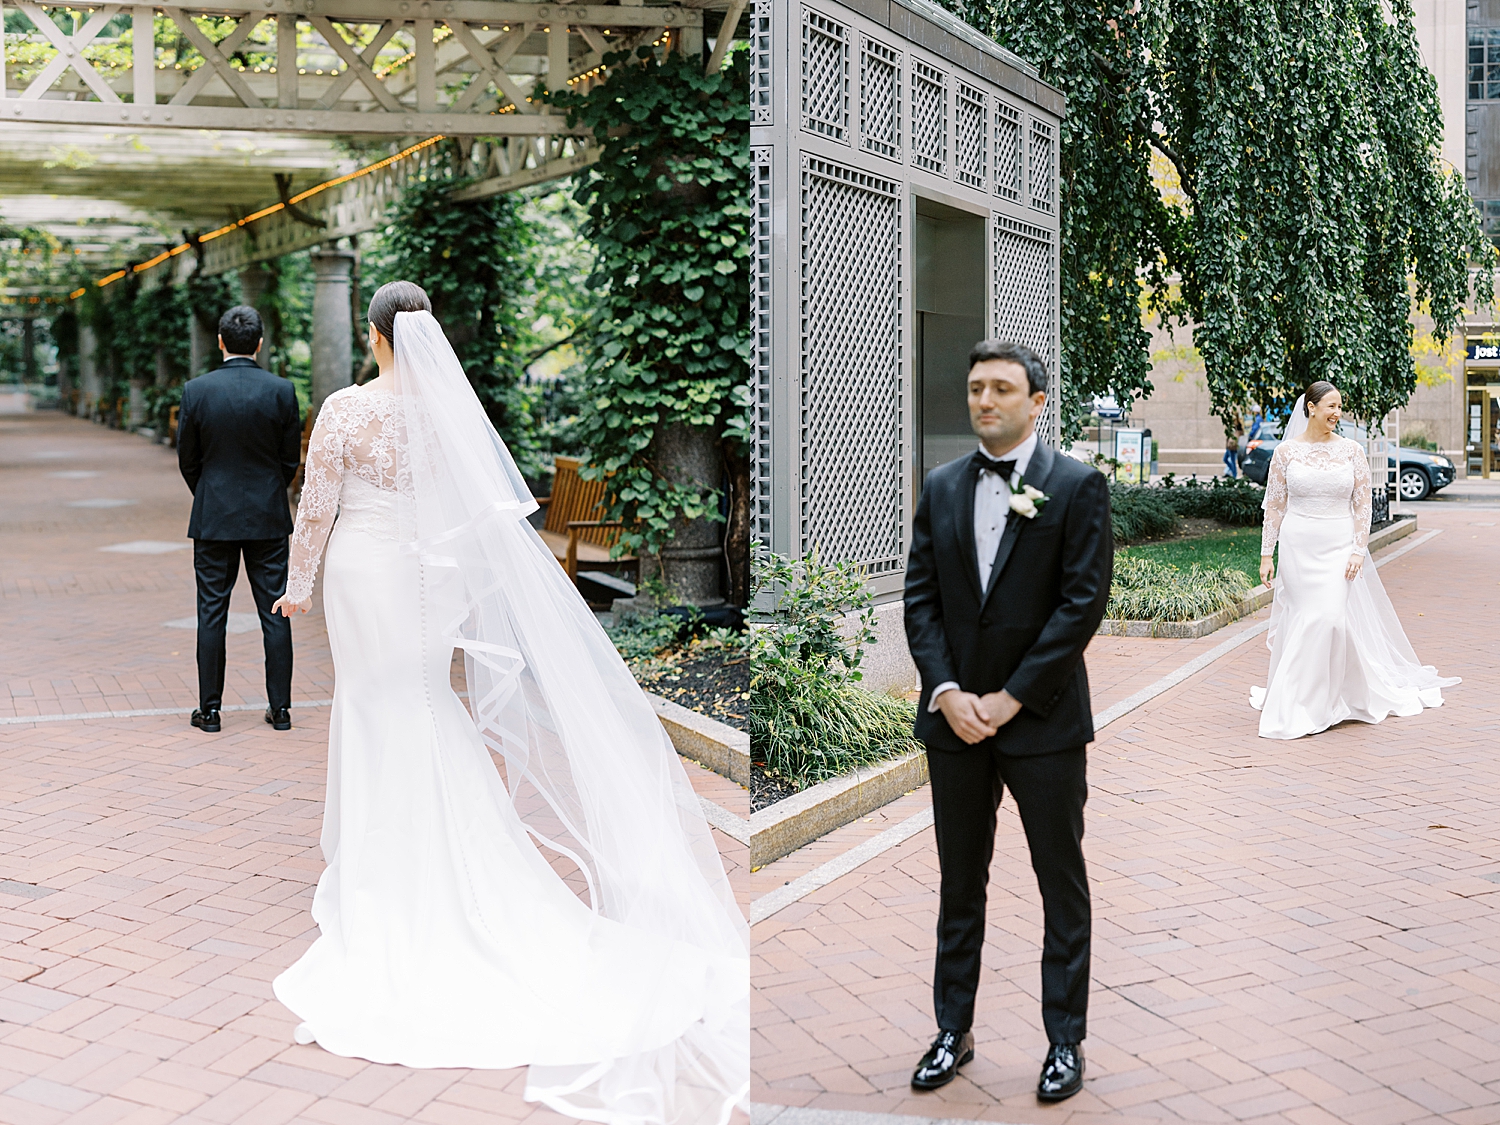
0;412;748;1125
752;507;1500;1124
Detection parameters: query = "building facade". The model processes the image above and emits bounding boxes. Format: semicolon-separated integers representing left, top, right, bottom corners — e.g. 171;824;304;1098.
750;0;1063;602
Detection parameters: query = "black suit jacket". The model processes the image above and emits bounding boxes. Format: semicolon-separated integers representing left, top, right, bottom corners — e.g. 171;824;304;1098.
904;441;1114;756
178;357;302;541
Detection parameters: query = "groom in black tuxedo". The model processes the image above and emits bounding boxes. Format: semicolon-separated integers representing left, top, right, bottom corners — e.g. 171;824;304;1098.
904;340;1112;1102
177;306;302;734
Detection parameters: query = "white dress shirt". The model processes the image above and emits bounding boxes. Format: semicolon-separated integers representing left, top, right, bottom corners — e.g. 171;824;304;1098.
928;431;1039;711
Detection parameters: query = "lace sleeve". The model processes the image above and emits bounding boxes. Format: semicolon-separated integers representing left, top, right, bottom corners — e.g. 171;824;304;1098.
286;398;344;604
1260;443;1289;555
1350;441;1372;552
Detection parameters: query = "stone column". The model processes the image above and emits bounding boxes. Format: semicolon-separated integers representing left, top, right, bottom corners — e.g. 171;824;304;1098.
127;379;146;428
654;422;725;606
78;324;100;414
189;311;216;376
310;249;357;421
238;262;274;370
22;316;36;385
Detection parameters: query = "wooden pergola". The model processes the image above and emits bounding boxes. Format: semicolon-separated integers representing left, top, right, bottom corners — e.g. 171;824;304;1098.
0;0;744;410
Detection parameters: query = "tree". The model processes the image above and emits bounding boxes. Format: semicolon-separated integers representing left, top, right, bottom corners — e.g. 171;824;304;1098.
950;0;1494;429
546;45;752;603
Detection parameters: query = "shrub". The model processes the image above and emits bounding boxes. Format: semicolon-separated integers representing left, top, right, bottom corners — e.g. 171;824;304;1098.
1157;474;1265;525
748;549;922;790
1109;483;1180;542
1106;556;1252;624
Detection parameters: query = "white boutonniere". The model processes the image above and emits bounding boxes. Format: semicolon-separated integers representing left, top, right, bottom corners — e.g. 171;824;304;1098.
1008;475;1049;520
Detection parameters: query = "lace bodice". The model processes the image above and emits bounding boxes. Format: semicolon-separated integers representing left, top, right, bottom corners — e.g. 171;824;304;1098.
1260;436;1372;555
286;386;405;603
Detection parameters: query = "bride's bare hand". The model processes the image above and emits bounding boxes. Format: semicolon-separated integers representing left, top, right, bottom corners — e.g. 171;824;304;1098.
1344;552;1364;581
273;595;310;617
1259;555;1275;587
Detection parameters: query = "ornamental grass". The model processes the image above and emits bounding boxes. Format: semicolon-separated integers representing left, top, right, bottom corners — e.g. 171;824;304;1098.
749;549;922;792
1106;555;1252;624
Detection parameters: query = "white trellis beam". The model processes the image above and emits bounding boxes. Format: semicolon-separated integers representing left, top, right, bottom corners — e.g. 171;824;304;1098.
0;0;700;135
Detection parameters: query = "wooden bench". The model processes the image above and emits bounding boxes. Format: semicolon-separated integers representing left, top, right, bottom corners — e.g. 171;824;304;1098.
535;456;639;582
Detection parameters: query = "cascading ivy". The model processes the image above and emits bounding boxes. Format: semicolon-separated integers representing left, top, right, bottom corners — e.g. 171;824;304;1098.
544;45;751;563
362;160;545;469
950;0;1494;430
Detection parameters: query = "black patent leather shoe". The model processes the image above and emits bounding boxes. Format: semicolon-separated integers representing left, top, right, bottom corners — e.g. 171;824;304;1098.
911;1029;974;1090
1037;1042;1084;1102
191;708;221;733
265;707;291;731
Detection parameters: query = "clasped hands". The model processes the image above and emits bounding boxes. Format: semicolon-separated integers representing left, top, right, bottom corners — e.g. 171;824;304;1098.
936;688;1022;745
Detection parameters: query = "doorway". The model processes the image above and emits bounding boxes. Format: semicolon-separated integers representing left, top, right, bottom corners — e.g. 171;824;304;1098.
1467;383;1500;477
913;197;986;503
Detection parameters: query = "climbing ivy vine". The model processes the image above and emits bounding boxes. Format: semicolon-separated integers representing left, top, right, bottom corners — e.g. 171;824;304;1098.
950;0;1494;430
544;45;751;568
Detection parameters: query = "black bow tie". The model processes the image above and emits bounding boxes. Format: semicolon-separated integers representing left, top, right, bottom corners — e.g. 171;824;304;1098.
973;452;1017;479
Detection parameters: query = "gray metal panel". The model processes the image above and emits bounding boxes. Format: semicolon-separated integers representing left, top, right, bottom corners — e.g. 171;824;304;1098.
759;0;1060;582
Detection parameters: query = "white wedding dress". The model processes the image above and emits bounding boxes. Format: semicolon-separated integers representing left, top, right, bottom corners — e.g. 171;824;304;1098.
1250;434;1458;740
272;312;747;1124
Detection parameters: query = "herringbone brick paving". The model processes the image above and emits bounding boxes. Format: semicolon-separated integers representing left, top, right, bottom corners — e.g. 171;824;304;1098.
752;508;1500;1124
0;413;748;1124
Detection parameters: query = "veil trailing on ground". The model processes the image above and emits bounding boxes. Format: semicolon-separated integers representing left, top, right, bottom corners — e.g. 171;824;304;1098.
1260;393;1459;705
389;310;748;1124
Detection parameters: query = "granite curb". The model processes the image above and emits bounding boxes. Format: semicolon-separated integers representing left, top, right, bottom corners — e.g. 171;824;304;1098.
645;691;750;787
749;749;929;868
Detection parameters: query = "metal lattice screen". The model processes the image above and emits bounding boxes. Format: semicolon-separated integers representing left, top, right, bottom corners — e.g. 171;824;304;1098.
955;82;987;190
753;148;774;544
799;155;904;573
993;214;1059;447
911;60;947;175
1028;118;1056;214
994;100;1022;203
801;8;849;141
860;36;901;160
752;0;773;125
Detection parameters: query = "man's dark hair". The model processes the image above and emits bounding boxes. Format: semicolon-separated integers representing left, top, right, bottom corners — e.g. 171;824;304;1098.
219;305;263;356
968;339;1048;396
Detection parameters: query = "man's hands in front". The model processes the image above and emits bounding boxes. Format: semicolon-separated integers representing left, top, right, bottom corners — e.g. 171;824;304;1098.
935;689;1023;745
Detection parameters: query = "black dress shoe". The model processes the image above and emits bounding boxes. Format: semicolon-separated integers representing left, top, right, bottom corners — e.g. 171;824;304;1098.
1037;1042;1084;1102
911;1029;974;1090
265;707;291;731
191;708;221;733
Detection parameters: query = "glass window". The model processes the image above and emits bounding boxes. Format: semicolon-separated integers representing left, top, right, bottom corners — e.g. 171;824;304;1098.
1476;200;1500;245
1470;29;1500;100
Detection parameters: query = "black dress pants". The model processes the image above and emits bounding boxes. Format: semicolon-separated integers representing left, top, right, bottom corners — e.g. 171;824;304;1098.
927;743;1090;1043
193;538;293;713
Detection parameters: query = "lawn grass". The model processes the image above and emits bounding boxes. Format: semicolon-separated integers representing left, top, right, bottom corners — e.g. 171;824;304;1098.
1117;526;1265;586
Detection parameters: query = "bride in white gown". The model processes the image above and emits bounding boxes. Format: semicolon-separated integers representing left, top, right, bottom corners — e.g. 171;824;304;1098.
1250;381;1458;740
270;282;747;1124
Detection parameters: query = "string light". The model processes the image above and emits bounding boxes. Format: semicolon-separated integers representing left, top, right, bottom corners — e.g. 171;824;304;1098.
83;136;447;294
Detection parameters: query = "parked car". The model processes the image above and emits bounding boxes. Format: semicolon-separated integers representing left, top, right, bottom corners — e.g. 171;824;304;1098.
1239;424;1456;500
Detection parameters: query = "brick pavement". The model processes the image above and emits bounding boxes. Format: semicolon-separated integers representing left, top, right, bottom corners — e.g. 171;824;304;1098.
752;506;1500;1124
0;412;748;1125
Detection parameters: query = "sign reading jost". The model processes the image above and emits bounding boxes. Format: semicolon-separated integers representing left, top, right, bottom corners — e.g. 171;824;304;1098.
1467;339;1500;363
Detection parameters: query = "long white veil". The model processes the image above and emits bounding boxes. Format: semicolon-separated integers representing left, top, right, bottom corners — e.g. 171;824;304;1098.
390;310;748;1124
1262;393;1458;703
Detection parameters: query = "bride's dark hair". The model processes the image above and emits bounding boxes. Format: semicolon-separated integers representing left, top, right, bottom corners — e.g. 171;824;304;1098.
367;281;432;343
1303;380;1337;415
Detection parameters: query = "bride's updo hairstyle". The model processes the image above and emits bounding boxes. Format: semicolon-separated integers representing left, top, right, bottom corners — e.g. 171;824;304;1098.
367;281;432;343
1303;380;1337;416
